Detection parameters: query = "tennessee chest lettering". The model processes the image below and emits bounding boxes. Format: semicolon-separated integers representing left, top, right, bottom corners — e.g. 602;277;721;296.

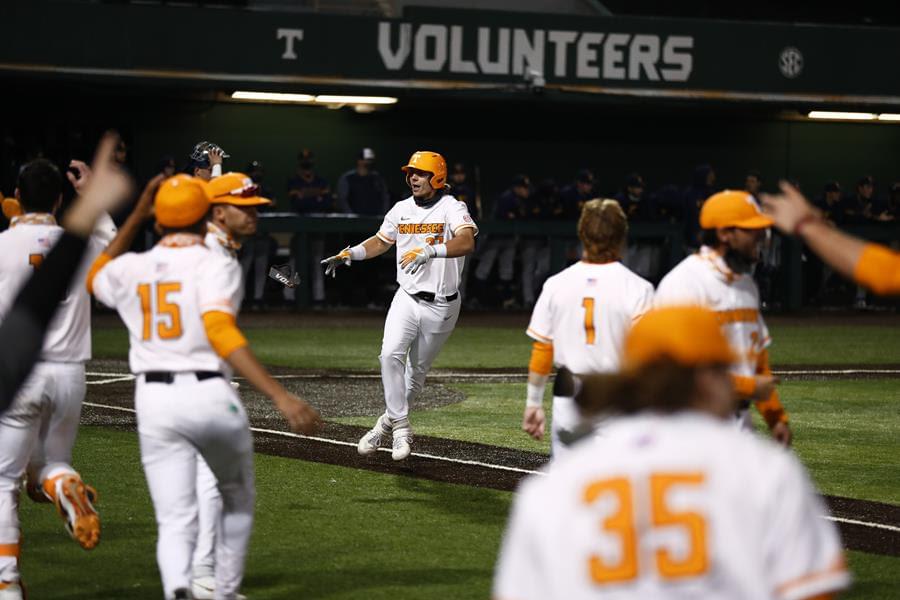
398;223;445;235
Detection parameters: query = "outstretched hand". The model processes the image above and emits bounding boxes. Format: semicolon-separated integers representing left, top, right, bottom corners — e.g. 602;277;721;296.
321;247;352;278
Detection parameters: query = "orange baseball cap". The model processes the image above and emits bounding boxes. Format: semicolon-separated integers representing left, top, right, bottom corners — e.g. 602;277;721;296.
154;175;210;228
624;306;736;370
700;190;773;229
207;172;272;206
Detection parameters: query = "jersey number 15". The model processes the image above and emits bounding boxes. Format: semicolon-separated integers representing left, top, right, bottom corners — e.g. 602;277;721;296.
137;282;183;341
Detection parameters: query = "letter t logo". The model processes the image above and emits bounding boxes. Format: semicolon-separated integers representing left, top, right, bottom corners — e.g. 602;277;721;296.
277;28;305;60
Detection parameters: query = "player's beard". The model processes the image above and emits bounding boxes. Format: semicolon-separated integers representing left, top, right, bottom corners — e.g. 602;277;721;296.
723;245;758;274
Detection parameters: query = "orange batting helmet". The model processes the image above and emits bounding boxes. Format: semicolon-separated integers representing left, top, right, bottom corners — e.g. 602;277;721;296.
401;151;447;190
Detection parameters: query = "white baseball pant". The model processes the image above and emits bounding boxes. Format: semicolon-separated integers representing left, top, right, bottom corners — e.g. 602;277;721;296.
380;289;460;421
192;455;221;582
136;374;255;600
0;362;85;581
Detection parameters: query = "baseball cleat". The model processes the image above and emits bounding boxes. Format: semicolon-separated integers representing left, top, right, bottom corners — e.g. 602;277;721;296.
391;427;413;461
53;474;101;550
190;578;246;600
24;478;51;504
0;581;24;600
357;413;392;456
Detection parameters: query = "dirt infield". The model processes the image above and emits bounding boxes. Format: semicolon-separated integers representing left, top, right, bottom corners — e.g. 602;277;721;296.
82;360;899;557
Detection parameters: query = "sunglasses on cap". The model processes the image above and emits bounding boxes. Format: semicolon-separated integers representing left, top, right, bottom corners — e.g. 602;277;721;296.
214;181;260;199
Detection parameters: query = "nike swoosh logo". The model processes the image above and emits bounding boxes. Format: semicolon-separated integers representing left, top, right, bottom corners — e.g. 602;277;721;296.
400;217;410;221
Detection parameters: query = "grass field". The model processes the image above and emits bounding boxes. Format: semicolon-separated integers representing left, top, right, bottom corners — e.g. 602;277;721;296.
92;322;900;369
19;319;900;598
19;427;900;600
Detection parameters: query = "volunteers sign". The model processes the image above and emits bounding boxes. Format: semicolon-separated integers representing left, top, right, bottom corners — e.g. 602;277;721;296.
2;1;899;104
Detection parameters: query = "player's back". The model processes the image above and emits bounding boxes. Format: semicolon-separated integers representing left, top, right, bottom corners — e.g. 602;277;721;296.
495;412;847;600
92;240;241;375
0;221;103;362
528;261;653;374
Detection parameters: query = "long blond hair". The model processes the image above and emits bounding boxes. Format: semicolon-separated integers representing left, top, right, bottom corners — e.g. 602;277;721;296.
578;198;627;263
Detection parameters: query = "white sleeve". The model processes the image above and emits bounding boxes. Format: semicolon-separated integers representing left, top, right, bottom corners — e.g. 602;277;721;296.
654;269;703;308
447;197;478;237
492;483;548;600
91;255;126;309
377;204;399;244
764;455;850;600
526;280;554;343
632;280;655;323
91;212;117;246
757;314;772;350
197;256;243;316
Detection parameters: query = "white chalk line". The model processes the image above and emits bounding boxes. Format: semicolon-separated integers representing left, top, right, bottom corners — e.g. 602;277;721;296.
82;401;538;476
82;400;898;533
86;369;900;384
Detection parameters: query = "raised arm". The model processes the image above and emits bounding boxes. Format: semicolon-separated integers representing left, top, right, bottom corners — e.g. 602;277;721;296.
762;181;900;295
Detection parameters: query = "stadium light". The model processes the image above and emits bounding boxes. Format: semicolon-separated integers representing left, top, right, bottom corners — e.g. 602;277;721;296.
230;91;399;109
231;91;315;103
807;111;876;120
315;95;398;105
877;113;900;121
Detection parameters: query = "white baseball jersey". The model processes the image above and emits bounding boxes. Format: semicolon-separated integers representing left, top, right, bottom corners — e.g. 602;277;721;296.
494;412;849;600
91;235;242;374
0;214;114;363
527;261;653;375
377;194;478;297
655;247;769;379
205;224;245;310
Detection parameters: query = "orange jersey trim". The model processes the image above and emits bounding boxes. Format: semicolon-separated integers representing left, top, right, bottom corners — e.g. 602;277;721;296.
853;243;900;296
774;557;847;599
376;231;395;245
716;308;759;325
0;543;19;557
526;326;552;344
85;252;112;295
528;341;554;376
202;310;248;358
452;223;478;236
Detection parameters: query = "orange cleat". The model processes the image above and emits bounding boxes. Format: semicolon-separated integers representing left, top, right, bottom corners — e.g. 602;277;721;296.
53;475;101;550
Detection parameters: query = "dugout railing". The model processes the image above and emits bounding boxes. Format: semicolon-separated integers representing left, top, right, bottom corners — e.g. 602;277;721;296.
258;215;899;311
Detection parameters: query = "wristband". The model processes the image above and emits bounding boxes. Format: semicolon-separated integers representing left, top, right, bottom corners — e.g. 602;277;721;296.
211;164;223;178
349;244;367;261
432;244;448;258
526;382;545;408
793;214;820;237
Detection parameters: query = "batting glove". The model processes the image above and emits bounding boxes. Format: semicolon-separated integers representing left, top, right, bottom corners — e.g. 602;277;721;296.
400;245;436;275
321;247;352;278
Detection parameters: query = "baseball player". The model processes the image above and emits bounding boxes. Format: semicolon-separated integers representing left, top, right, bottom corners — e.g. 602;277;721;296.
762;180;900;295
655;190;792;445
522;199;653;459
87;174;320;600
189;141;227;181
0;144;123;598
494;306;850;600
322;151;477;460
191;172;271;599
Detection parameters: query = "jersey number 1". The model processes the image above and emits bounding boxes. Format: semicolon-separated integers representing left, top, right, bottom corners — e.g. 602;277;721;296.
137;282;183;341
582;297;596;345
